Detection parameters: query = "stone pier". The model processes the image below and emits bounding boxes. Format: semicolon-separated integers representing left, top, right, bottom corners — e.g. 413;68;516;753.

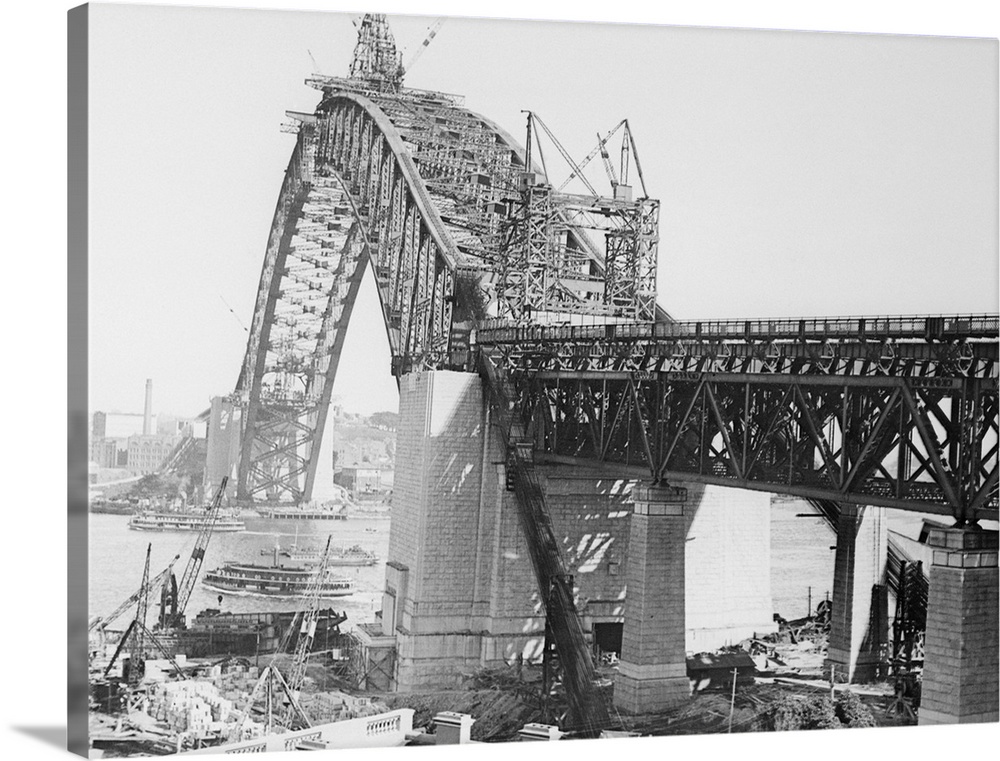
613;483;691;713
380;370;777;694
825;505;889;683
918;525;998;725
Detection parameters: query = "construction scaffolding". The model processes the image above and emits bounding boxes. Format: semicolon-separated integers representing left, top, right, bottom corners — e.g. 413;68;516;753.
493;113;659;323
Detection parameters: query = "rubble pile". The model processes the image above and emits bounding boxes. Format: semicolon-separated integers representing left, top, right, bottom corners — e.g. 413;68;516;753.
375;666;544;742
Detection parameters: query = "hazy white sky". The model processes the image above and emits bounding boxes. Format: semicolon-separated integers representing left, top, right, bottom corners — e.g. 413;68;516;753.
87;3;998;418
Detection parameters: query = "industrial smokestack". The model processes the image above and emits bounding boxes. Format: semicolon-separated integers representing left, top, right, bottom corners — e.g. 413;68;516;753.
143;378;153;435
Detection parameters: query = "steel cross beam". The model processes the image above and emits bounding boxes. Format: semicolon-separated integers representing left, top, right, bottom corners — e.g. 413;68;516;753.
478;315;999;523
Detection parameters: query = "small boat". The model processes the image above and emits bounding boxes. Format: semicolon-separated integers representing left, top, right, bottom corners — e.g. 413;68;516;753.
128;510;245;532
201;560;354;598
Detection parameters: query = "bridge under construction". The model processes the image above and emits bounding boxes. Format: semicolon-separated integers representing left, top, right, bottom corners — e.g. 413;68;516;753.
201;14;999;733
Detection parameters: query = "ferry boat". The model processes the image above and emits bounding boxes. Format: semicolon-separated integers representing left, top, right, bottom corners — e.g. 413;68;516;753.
258;501;348;521
201;560;355;598
263;542;378;566
128;510;246;532
89;497;137;515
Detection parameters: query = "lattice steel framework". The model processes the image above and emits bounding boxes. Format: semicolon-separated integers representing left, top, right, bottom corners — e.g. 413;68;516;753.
492;113;661;323
230;13;998;733
235;20;652;504
477;315;1000;524
495;180;660;322
349;14;404;92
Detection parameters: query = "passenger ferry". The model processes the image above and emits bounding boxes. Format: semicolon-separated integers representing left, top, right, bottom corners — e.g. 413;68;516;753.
90;497;137;515
257;500;348;521
201;560;354;598
263;542;378;566
128;511;246;532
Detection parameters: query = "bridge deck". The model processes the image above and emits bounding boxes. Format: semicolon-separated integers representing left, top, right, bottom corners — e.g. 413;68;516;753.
478;313;999;345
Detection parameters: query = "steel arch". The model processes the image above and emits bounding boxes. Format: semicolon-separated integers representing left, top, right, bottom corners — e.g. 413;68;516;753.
234;83;535;503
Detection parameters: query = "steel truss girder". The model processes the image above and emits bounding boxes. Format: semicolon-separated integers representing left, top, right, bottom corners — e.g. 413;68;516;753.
480;320;999;519
478;316;999;380
502;366;998;523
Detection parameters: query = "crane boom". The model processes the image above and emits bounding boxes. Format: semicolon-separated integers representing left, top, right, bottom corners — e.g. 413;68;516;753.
598;131;619;191
557;119;626;192
286;536;333;699
171;477;229;626
90;554;181;633
404;18;445;74
127;544;152;686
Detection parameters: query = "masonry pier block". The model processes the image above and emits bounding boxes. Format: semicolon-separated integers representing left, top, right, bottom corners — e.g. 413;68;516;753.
825;505;888;683
614;483;691;713
385;371;777;692
918;526;998;726
389;370;489;689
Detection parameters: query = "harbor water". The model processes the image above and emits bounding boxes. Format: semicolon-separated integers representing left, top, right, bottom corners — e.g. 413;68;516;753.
88;513;390;631
89;499;937;635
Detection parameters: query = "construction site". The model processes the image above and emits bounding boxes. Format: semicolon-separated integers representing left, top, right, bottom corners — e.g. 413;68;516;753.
80;10;998;759
86;472;933;755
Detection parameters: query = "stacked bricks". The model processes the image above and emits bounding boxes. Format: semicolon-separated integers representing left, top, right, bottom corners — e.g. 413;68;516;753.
825;505;889;683
918;526;999;725
614;483;691;713
147;680;234;736
299;691;384;723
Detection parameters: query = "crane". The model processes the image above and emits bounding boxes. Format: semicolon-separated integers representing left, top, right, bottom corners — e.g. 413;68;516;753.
403;18;445;75
226;537;335;740
103;544;188;692
553;119;649;197
128;544;152;686
158;477;229;629
89;553;181;634
284;536;334;711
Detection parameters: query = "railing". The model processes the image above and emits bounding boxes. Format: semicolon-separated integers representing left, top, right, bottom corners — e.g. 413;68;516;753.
366;715;401;735
185;709;415;755
477;313;999;346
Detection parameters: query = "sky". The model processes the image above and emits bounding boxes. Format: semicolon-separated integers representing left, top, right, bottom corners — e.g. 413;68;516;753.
86;3;999;419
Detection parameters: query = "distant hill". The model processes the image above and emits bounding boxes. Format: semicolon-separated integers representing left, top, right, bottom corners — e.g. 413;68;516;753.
330;410;396;471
